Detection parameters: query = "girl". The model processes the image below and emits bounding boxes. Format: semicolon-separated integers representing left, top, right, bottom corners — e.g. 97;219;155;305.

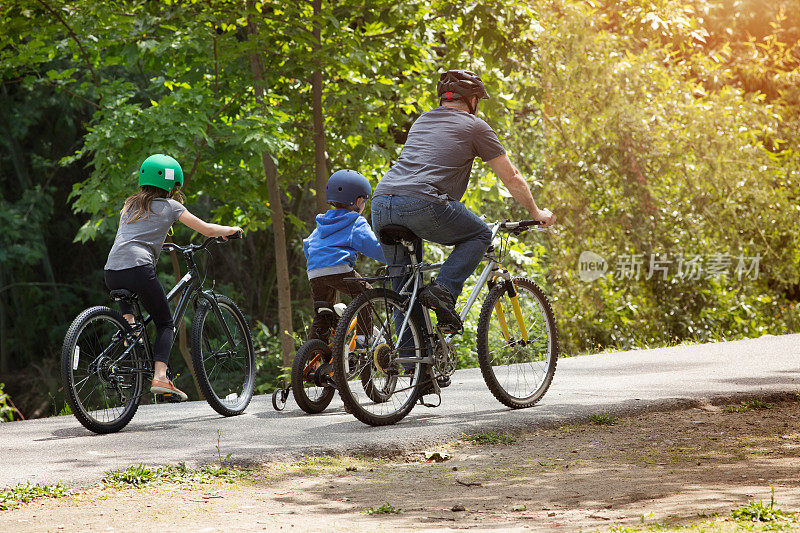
104;154;242;400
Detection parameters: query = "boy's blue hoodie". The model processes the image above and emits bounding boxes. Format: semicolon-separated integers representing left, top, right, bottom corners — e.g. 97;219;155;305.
303;208;385;279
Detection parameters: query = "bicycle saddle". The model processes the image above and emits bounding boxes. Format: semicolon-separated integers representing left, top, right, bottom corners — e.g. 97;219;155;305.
109;289;136;301
378;225;421;247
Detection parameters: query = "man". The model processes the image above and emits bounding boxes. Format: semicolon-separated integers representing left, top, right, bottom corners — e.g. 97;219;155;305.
372;69;554;332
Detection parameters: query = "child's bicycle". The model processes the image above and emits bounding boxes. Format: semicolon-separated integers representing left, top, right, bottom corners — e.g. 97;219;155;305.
271;302;390;413
61;234;255;434
330;219;558;426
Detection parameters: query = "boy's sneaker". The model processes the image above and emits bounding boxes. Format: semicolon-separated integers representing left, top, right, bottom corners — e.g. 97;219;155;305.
417;283;461;332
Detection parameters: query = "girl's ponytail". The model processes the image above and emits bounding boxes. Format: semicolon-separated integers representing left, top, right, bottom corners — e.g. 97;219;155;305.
122;185;168;223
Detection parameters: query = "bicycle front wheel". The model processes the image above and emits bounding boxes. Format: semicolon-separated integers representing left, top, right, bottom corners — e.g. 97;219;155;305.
476;277;558;409
332;288;425;426
191;294;255;416
291;339;336;414
61;306;145;434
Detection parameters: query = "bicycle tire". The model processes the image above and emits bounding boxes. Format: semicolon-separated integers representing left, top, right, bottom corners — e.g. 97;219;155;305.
476;277;558;409
291;339;336;414
332;288;425;426
191;294;255;416
61;306;144;434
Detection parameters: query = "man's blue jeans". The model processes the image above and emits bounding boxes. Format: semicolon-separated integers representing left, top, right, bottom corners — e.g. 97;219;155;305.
371;194;492;299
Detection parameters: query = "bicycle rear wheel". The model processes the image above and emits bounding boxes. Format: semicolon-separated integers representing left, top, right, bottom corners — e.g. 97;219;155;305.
291;339;336;414
191;294;255;416
332;288;425;426
476;277;558;408
61;306;145;434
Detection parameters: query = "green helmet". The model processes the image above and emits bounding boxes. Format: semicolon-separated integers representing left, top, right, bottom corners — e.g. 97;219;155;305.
138;154;184;191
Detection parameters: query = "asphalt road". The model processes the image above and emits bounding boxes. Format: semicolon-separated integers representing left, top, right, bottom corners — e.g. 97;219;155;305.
1;333;798;489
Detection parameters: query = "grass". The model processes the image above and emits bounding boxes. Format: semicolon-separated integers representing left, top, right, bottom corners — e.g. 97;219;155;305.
589;413;617;425
102;462;246;488
365;502;401;515
723;398;775;413
607;488;797;532
731;487;795;524
0;481;72;511
462;431;516;445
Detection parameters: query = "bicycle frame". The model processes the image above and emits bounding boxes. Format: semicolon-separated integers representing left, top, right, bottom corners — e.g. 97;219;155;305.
106;240;238;378
385;220;546;366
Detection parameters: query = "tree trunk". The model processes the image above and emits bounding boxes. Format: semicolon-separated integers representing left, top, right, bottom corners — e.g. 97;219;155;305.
247;2;295;375
312;0;328;214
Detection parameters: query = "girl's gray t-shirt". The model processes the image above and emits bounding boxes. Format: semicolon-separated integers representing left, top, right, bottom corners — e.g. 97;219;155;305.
104;198;186;270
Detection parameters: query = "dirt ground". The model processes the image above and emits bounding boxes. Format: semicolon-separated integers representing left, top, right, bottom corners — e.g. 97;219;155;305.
2;397;800;532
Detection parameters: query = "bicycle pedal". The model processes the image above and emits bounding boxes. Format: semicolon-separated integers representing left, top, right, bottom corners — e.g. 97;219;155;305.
158;393;184;403
436;323;463;335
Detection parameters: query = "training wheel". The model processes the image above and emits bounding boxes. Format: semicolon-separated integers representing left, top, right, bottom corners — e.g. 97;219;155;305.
272;388;287;411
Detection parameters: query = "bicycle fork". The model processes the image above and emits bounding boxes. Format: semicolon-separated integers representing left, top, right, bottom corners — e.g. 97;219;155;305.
488;270;528;343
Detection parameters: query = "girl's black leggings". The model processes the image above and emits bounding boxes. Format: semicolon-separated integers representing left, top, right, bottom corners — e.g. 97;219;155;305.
104;265;174;364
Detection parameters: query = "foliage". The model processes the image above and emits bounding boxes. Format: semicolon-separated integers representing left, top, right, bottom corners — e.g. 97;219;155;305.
731;487;795;523
0;383;17;422
539;0;800;354
102;461;244;488
365;502;402;515
723;398;775;413
102;463;160;488
252;321;292;393
0;481;71;511
589;413;617;426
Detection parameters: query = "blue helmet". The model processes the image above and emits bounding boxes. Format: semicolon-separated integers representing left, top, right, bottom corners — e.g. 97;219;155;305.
326;170;372;206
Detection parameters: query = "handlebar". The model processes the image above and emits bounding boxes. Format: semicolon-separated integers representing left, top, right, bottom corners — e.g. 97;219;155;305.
499;219;543;230
495;219;547;234
162;231;243;255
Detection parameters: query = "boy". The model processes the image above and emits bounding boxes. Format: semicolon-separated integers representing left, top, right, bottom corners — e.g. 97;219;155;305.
303;170;385;341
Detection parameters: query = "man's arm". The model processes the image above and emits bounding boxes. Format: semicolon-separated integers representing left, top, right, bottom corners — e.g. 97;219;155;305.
487;153;554;227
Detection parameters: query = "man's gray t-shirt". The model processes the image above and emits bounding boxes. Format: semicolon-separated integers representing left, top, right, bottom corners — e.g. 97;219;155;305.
104;198;186;270
374;106;506;203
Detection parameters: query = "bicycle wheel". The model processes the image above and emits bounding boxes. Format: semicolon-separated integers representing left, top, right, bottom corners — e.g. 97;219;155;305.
61;306;145;434
332;288;425;426
476;277;558;409
291;339;336;414
191;294;255;416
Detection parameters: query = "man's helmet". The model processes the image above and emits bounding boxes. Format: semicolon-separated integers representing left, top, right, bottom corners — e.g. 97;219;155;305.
326;170;372;206
139;154;184;191
437;70;490;114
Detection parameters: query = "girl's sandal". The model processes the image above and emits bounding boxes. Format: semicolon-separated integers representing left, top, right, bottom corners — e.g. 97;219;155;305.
150;379;188;401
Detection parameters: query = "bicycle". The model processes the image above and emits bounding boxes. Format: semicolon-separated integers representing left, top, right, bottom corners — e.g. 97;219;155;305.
271;302;346;413
272;302;388;413
61;234;255;434
330;219;558;426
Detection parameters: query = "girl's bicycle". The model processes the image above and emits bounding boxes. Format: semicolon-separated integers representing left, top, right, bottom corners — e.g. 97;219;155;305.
331;219;558;426
61;235;255;434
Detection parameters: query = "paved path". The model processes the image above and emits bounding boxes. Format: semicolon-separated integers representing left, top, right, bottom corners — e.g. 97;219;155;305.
1;334;798;489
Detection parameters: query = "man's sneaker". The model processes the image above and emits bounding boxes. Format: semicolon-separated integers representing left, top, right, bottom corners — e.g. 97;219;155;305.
417;283;462;332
